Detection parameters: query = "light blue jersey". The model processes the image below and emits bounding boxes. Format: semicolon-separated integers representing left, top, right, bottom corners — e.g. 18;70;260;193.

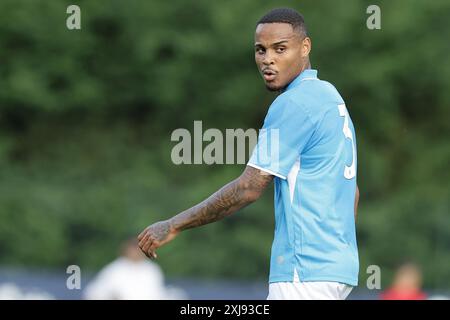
248;69;359;286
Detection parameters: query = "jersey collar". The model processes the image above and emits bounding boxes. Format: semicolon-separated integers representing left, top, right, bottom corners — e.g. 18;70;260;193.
284;69;318;92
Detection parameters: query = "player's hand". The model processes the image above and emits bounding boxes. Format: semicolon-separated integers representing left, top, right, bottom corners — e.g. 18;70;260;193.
138;220;178;259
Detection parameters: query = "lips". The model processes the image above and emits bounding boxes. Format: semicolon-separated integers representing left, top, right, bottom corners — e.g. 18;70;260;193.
262;69;277;82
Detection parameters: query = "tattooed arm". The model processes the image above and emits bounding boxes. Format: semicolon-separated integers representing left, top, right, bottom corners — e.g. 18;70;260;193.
138;166;273;258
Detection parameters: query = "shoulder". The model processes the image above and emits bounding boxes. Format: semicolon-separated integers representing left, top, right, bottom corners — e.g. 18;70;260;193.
270;90;305;114
311;79;344;104
264;93;311;127
295;78;341;100
317;79;342;97
292;79;345;115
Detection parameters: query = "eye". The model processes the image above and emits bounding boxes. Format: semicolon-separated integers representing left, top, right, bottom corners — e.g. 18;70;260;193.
275;47;286;53
255;47;265;55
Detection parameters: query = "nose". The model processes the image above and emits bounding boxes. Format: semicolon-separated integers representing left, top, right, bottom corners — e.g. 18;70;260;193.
262;51;275;66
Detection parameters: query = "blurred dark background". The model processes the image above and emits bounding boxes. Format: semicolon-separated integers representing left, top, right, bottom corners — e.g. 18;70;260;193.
0;0;449;299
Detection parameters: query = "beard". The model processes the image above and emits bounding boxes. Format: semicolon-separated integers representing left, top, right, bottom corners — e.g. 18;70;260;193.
264;80;282;91
265;84;279;91
265;82;287;92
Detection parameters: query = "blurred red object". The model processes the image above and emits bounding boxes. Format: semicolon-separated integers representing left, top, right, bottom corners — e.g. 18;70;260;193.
379;263;427;300
380;288;427;300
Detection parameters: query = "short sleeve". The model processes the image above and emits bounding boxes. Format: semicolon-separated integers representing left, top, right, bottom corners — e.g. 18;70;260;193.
247;94;315;179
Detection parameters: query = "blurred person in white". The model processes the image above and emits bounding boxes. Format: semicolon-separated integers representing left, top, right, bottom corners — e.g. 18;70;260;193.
83;237;169;300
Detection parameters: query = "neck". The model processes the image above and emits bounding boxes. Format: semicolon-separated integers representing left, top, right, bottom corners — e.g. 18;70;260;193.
293;60;312;82
278;60;312;93
302;60;312;72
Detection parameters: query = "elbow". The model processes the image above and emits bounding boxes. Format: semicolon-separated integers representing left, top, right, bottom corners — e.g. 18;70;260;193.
237;179;262;204
245;189;262;204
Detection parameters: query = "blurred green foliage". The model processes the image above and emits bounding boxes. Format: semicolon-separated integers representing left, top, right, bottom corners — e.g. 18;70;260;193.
0;0;449;288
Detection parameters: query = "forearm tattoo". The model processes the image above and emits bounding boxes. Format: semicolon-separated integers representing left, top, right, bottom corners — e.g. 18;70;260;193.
170;167;273;232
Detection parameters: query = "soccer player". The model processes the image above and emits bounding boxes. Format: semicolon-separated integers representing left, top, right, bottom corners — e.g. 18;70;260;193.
138;7;360;300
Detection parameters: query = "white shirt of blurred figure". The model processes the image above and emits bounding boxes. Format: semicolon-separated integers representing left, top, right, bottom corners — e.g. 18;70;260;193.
83;245;167;300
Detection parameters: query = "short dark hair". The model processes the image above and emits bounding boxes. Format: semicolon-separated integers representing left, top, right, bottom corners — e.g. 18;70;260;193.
256;8;308;37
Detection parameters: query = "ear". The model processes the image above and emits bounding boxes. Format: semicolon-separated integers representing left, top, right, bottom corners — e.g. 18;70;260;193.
301;37;311;58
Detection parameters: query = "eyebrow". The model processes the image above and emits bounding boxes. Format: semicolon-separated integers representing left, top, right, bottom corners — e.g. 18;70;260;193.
254;40;290;47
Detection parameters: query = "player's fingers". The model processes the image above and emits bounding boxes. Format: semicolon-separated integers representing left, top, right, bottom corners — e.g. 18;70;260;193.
138;232;150;248
139;244;149;257
139;240;153;259
142;249;151;259
149;241;159;252
142;237;154;253
138;228;148;240
149;242;160;259
147;249;157;259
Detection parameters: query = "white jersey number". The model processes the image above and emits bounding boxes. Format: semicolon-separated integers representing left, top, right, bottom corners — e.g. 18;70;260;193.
338;104;356;179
